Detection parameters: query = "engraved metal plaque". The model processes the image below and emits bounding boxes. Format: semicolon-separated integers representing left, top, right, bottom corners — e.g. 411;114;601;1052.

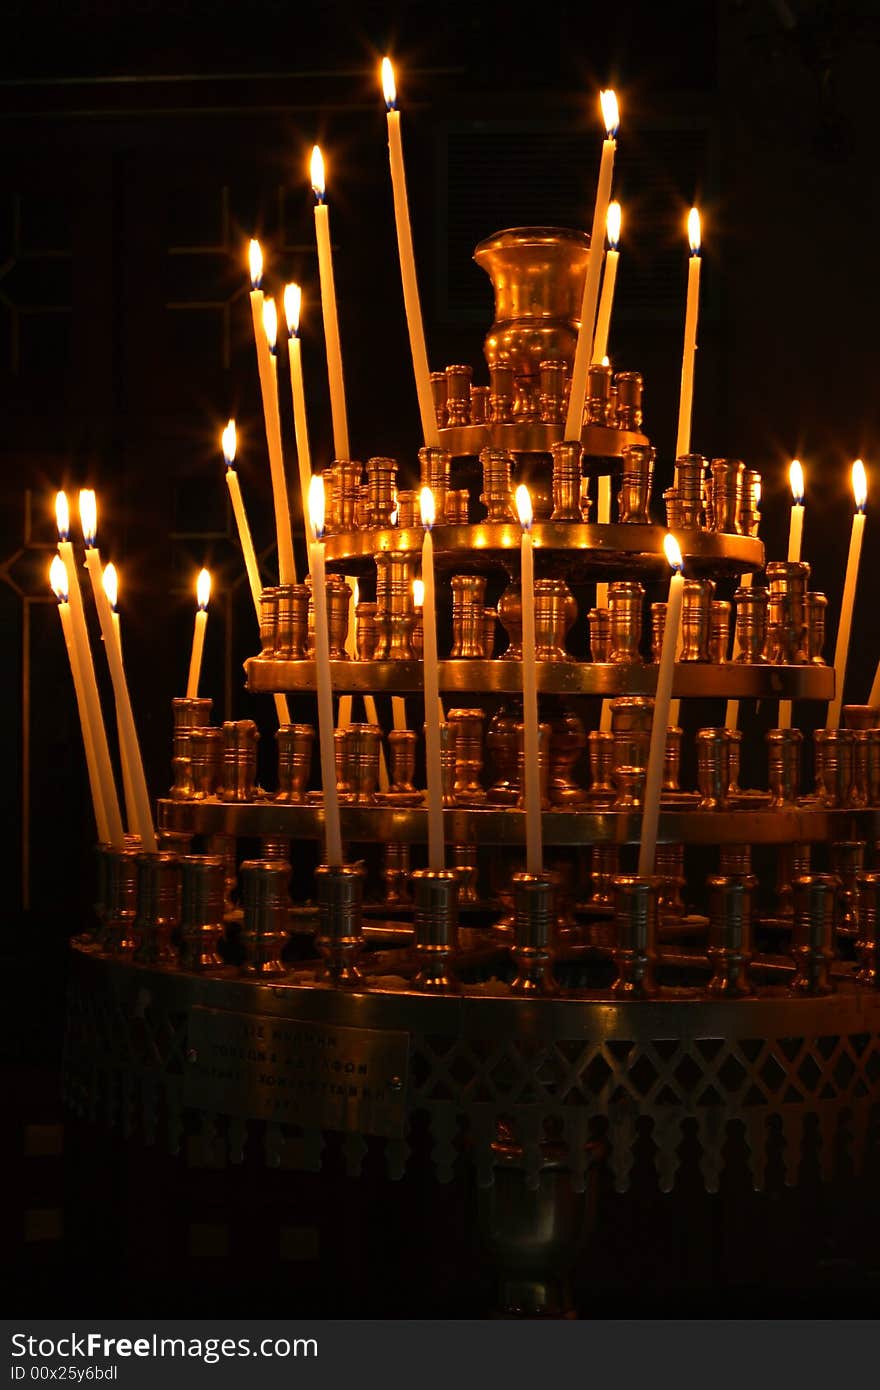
184;1007;410;1136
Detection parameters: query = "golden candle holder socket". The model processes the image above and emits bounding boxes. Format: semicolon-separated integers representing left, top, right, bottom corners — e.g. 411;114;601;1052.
373;554;391;660
550;440;584;522
102;844;140;954
813;728;855;807
486;706;521;804
615;370;643;431
673;454;706;528
766;727;803;808
189;727;223;799
396;489;418;528
208;832;238;918
650;602;666;663
334;727;352;801
831;840;864;943
709;600;732;663
586;730;615;800
719;844;759;903
346;723;383;804
611;875;658;998
724;728;743;798
452;844;480;907
843;704;880;730
475;227;589;383
451;574;488;658
326;575;352;659
739;468;761;537
412;868;460;991
382;842;412;905
709;458;744;534
696;728;728;810
618;444;655;524
733;585;768;664
498;585;523;661
276;724;314;803
388;728;418;795
680;579;715;661
221;720;259;802
791;875;838;996
178;854;225;971
365;456;397;528
336;460;363;531
534;578;571;661
315;863;365;986
663;488;682;529
774;842;811;922
447;488;470;524
290;584;309;660
430;370;448;429
548;708;587;805
134;851;181;965
439;722;457;807
259;587;278;656
240;859;290;977
806;593;827;663
489;362;516;423
170;696;212;799
275;584;297;658
515;722;552;809
590;843;620;907
482;608;497;659
586;361;612;426
855;872;880;986
655;843;686;921
448;707;486;803
539;359;567;425
419;445;451;522
470;384;490;424
701;469;714;530
612;765;646;809
707;875;753;997
766;561;810;664
510;872;557;995
853;731;870;808
479;446;516;523
608;581;645;664
445;363;472;425
663;727;683;793
355;601;379;660
610;696;653;771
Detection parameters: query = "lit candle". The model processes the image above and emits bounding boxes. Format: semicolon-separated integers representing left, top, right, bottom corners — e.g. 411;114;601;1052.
311;146;350;461
420;487;445;869
78;489;157;851
222;421;291;727
102;562;136;833
55;492;122;847
516;485;543;874
49;555;110;844
185;568;211;699
381;58;441;449
564;89;619;442
638;535;685;877
283;284;315;548
675;208;702;460
261;296;298;585
787;459;805;562
308;475;343;867
591;200;621;364
827;460;868;729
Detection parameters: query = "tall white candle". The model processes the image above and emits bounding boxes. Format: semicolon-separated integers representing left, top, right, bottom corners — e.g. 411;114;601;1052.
261;298;297;585
591;201;621;364
787;459;805;562
55;493;122;847
675;208;702;460
308;475;343;866
101;562;136;834
185;568;211;699
283;284;316;549
638;536;685;877
311;146;350;462
79;490;157;852
827;460;868;729
49;556;109;843
420;488;445;869
516;485;543;874
564;89;619;442
381;58;441;449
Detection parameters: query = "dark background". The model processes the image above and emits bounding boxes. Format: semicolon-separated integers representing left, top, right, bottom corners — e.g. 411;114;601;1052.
4;0;880;1315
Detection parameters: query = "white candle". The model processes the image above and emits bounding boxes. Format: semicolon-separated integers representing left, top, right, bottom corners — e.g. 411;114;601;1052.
55;493;123;847
420;488;445;869
261;297;297;585
638;536;685;877
283;284;316;549
49;556;110;844
675;208;702;460
591;201;621;365
516;485;543;874
787;459;805;562
381;58;441;449
564;89;619;442
185;568;211;699
101;562;137;834
79;490;157;852
827;460;868;729
311;146;350;461
308;475;343;866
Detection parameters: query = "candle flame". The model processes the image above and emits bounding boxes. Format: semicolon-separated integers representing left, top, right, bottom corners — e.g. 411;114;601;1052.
515;483;533;531
55;490;70;541
283;282;302;336
222;419;236;466
600;89;619;136
262;296;278;350
606;200;621;249
381;56;397;110
309;473;326;538
196;567;211;611
688;207;701;254
752;476;762;509
601;355;610;367
79;489;97;547
102;562;118;610
310;145;326;201
853;458;868;512
353;578;359;608
49;554;68;602
413;578;424;608
663;533;684;572
789;459;804;505
248;238;263;289
420;486;435;530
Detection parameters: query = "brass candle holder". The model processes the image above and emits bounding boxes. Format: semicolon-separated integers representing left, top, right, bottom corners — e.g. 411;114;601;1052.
709;458;744;534
178;854;225;971
448;707;487;804
240;859;290;978
696;728;728;810
608;582;644;664
673;454;706;528
480;446;516;522
510;872;557;995
189;727;223;799
791;874;837;996
220;719;259;802
419;444;451;522
133;851;181;965
615;370;643;430
550;440;584;521
539;359;567;425
102;844;140;954
534;579;571;661
680;580;715;661
588;607;610;662
618;444;655;524
766;728;803;808
315;863;365;986
451;574;488;659
707;875;753;996
611;875;658;998
412;868;459;991
733;586;768;664
170;696;212;800
855;871;880;986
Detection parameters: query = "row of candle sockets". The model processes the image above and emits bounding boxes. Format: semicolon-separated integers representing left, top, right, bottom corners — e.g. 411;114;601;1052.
316;444;756;536
168;697;880;811
255;563;825;668
90;834;880;997
427;360;644;433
